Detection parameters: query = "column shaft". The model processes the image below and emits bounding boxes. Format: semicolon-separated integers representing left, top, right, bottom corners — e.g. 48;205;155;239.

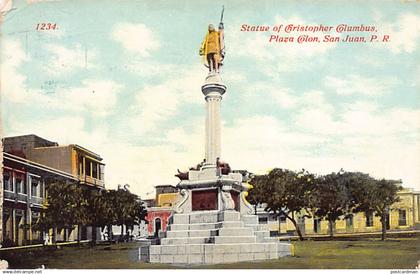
205;93;222;165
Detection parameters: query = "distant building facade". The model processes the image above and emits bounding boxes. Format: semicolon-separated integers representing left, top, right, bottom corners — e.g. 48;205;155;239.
256;185;420;237
2;134;105;247
145;185;179;237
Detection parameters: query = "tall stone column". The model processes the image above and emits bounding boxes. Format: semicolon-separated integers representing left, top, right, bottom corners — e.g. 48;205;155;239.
202;74;226;168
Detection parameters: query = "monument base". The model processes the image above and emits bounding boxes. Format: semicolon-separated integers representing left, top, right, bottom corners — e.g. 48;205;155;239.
139;210;291;264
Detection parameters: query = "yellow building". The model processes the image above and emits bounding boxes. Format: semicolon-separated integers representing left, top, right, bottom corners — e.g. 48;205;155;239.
157;193;179;208
28;144;105;189
258;187;420;236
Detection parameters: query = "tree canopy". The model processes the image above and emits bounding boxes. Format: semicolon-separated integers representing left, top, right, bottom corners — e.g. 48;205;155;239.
249;168;403;240
249;168;315;240
35;180;147;244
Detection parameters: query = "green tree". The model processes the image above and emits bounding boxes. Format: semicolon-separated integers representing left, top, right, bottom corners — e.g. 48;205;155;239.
36;179;84;243
247;174;268;215
312;171;351;237
106;188;147;241
84;189;110;244
348;178;401;240
36;180;147;244
250;168;315;241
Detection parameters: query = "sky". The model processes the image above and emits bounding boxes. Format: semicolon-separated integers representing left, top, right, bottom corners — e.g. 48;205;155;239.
1;0;419;198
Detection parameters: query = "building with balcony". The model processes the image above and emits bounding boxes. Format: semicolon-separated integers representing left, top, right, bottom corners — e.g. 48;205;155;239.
2;134;106;247
3;135;105;189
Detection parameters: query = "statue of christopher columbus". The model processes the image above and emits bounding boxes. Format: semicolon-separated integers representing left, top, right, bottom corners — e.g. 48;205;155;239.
199;7;225;74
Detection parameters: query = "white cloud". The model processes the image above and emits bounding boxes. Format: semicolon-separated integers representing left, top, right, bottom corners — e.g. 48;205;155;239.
293;93;420;138
127;65;205;134
269;88;298;109
111;23;160;56
125;60;176;78
1;39;114;117
20;79;123;117
324;74;396;96
44;43;97;74
374;13;420;54
58;79;123;117
1;38;30;103
221;111;420;190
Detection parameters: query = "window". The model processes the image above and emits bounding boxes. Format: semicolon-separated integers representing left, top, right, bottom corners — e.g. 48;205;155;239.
258;217;268;224
3;170;13;191
398;209;407;226
78;156;84;175
346;215;354;228
86;159;91;176
313;218;321;233
31;177;41;197
92;163;98;179
16;178;22;193
99;165;105;180
366;212;374;227
15;173;26;194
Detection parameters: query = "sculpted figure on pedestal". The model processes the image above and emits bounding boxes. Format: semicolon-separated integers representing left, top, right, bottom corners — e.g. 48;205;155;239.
221;185;235;210
199;7;225;74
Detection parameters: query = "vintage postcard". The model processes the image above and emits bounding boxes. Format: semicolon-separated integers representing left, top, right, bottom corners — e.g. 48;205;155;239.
0;0;419;271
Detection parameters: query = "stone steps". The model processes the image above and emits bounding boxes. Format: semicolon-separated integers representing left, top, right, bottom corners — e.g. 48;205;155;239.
218;227;254;237
162;234;257;245
213;235;256;244
263;236;278;243
145;242;283;264
139;210;292;264
167;227;255;238
254;230;270;239
170;211;242;225
166;229;218;238
245;223;269;231
167;221;244;231
161;237;214;245
241;215;258;225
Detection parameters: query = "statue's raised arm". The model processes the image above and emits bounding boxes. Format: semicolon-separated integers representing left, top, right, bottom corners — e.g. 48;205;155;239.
199;6;225;74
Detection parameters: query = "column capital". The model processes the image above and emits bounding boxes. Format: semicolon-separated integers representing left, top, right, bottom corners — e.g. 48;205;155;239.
202;73;226;97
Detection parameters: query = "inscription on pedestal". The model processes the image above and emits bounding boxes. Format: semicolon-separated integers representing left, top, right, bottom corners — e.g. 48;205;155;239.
192;189;218;211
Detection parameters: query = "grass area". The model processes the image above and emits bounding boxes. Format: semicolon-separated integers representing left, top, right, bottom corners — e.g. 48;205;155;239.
1;237;419;269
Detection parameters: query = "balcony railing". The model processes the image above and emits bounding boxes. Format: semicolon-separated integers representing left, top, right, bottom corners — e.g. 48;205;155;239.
30;196;44;206
4;190;16;201
78;175;105;188
4;191;29;203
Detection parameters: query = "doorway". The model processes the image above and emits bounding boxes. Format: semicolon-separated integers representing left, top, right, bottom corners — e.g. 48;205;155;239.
386;212;390;230
154;218;162;237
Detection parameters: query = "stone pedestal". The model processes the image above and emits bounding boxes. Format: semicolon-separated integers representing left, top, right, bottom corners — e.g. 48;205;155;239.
140;209;291;264
139;168;291;264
